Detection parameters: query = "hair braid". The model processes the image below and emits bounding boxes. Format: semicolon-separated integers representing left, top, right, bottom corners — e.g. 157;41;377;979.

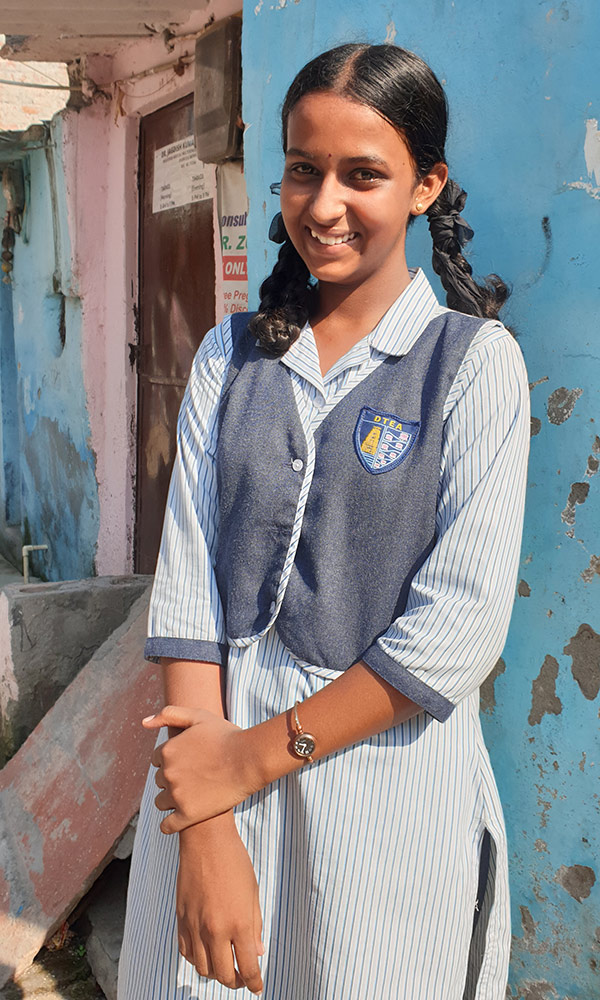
426;180;509;320
248;231;313;355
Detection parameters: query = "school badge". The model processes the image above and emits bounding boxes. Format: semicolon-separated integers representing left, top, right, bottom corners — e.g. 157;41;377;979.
354;407;420;474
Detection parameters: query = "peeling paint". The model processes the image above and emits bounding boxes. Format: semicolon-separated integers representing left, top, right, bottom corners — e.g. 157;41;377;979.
511;981;557;1000
530;416;542;436
384;20;397;43
564;179;600;200
555;864;596;902
583;118;600;186
563;624;600;700
534;838;548;852
518;579;532;597
581;554;600;583
528;655;562;725
480;656;506;713
547;386;583;424
561;481;589;525
586;454;599;477
520;904;538;943
529;375;549;390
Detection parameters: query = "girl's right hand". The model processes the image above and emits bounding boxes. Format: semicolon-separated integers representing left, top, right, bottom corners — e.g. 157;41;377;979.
177;812;264;995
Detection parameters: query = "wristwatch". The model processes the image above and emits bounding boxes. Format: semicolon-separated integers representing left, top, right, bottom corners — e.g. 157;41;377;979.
290;702;316;764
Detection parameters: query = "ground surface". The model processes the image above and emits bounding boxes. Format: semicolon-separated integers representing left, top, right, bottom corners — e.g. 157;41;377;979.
0;937;105;1000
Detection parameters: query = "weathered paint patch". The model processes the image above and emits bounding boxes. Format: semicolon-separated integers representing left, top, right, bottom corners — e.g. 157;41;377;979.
384;20;397;43
530;417;542;437
528;655;562;725
563;624;600;700
21;416;98;580
587;454;600;477
508;982;557;1000
583;118;600;186
518;579;532;597
480;657;506;714
546;386;583;425
534;838;548;852
555;864;596;902
520;905;538;945
561;481;589;525
581;555;600;583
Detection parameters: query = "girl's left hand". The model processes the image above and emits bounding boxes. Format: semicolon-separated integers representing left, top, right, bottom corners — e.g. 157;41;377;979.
144;706;259;834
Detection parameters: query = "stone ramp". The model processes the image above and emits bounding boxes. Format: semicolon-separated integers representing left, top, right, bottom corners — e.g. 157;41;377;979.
0;590;161;988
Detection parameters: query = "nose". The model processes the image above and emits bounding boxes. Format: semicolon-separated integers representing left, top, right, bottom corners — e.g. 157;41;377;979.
309;173;346;225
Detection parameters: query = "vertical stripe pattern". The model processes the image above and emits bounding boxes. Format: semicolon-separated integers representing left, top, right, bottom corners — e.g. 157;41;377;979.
122;270;527;999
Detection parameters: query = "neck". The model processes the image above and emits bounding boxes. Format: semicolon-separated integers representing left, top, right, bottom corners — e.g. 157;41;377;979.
313;258;412;329
310;263;413;375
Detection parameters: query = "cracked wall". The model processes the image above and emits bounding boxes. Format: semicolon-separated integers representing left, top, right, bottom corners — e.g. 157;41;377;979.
243;0;600;995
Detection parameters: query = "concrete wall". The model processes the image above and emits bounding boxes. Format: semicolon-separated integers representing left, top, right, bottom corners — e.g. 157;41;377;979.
0;574;152;765
242;3;600;996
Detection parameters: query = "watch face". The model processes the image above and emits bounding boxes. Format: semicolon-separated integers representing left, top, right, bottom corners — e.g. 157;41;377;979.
294;733;316;758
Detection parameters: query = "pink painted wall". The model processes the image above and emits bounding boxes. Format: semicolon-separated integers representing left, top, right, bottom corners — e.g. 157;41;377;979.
61;1;240;574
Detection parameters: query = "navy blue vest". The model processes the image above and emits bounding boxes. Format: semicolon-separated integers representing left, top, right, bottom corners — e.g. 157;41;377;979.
215;310;485;673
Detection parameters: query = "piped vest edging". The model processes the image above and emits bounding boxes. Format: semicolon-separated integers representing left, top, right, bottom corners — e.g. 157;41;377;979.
215;310;486;674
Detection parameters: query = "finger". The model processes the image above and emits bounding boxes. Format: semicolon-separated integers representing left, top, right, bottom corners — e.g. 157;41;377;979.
160;810;192;835
154;789;175;812
143;706;198;730
150;745;165;768
178;929;192;965
210;941;244;991
233;934;264;995
190;938;212;980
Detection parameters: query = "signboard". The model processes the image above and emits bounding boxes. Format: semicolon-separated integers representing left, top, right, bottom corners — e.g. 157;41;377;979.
152;135;211;213
217;161;249;314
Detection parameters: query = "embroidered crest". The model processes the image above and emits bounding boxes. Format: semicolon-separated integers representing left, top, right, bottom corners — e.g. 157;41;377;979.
354;407;420;474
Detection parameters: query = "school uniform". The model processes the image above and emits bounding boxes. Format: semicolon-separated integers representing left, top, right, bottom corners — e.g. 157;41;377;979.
118;269;530;1000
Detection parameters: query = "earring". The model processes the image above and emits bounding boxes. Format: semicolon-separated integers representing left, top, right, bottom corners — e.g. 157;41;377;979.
415;201;424;212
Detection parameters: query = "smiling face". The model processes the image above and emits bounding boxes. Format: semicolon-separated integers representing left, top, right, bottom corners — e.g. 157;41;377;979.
280;91;446;300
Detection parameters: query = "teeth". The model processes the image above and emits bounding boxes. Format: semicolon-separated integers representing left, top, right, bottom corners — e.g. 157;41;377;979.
310;230;357;245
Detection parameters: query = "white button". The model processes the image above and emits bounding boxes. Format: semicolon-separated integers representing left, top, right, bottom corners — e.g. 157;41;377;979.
269;601;276;613
292;458;304;472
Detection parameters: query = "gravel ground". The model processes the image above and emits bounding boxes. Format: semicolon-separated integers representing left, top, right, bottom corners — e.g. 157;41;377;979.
0;935;105;1000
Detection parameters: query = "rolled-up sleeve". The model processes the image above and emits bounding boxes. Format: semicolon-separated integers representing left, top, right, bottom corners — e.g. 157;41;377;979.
144;318;233;665
362;326;530;721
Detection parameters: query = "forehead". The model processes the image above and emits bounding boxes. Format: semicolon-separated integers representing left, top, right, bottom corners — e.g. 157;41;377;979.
285;91;412;162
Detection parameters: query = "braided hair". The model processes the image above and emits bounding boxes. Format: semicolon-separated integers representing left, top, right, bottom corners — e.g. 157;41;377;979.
250;43;509;355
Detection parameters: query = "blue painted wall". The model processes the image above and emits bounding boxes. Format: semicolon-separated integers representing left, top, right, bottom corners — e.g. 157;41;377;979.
0;117;100;580
242;2;600;996
0;205;21;530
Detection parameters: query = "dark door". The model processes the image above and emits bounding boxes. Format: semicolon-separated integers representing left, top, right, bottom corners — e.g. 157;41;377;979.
135;94;215;574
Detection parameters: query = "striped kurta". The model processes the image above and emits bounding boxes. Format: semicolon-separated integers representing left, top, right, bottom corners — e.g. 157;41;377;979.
118;269;530;1000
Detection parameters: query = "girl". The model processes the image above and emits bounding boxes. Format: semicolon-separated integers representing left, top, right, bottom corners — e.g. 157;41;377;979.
118;43;529;1000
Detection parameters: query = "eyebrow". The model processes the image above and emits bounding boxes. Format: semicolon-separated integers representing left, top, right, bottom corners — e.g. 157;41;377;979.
285;147;389;167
